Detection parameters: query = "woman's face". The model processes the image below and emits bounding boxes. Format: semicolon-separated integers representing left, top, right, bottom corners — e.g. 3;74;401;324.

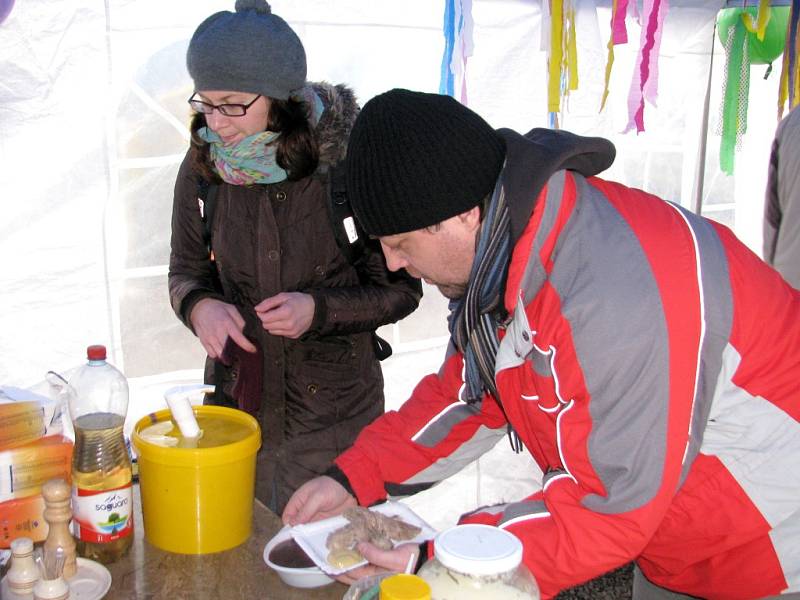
197;90;271;146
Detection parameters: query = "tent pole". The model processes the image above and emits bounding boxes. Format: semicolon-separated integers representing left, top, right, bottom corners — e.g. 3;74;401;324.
692;19;718;215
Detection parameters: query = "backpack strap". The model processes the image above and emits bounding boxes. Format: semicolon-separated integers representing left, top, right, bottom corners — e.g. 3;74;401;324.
326;163;366;265
197;178;219;257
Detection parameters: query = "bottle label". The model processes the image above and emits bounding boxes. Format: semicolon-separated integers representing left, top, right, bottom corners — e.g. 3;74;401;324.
71;482;134;543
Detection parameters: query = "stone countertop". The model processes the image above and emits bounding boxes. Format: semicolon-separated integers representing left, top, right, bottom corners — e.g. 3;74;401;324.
104;485;347;600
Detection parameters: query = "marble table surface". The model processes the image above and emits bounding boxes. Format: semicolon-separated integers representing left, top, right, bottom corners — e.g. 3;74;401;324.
103;485;347;600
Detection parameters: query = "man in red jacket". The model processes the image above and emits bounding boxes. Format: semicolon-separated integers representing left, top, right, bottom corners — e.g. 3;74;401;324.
283;89;800;599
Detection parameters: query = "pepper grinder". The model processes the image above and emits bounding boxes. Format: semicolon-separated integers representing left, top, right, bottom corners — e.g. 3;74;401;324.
7;536;39;595
41;478;77;579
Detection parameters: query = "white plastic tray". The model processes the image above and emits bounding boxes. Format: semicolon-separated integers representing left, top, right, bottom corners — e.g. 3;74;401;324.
290;502;436;576
0;557;111;600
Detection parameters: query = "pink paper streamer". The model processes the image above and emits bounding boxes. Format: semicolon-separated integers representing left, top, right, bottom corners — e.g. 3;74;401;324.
624;0;669;133
613;0;630;45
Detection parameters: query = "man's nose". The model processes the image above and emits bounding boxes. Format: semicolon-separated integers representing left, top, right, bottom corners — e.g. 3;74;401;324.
381;246;406;272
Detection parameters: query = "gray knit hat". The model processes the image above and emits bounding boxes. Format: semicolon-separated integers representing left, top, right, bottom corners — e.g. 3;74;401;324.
187;0;306;100
346;89;506;236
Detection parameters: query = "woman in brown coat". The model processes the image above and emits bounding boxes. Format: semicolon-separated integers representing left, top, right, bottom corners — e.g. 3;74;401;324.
168;0;421;512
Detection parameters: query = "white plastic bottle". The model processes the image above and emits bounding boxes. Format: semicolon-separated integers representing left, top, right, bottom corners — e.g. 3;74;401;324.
68;344;134;564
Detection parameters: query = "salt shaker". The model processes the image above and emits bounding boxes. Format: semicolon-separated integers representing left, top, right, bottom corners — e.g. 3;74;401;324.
41;478;77;578
7;536;39;595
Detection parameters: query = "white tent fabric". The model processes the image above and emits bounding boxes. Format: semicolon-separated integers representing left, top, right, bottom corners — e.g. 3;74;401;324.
0;0;785;535
1;0;780;390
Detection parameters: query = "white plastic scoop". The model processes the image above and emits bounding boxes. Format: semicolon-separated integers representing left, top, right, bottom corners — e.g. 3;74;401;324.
139;384;215;448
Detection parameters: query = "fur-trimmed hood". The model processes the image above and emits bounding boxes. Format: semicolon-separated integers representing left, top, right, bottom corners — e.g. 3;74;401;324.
311;81;359;171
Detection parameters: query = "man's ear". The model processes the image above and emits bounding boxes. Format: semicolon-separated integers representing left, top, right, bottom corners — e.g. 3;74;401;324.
459;205;482;230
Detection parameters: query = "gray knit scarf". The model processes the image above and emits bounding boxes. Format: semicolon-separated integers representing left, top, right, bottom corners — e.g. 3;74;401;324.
450;168;511;405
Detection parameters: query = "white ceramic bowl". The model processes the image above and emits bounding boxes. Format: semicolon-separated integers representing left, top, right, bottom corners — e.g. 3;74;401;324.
263;525;335;589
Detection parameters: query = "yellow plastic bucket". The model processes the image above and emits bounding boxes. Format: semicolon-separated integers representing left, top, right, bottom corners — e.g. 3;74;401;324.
131;405;261;554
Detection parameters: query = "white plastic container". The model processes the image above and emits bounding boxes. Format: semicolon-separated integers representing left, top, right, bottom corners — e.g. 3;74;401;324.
417;524;539;599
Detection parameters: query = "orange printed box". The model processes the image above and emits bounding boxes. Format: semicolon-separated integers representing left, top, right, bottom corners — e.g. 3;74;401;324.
0;435;73;503
0;493;48;546
0;436;73;548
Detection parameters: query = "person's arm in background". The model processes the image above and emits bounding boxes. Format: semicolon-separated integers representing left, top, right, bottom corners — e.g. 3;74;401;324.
763;106;800;290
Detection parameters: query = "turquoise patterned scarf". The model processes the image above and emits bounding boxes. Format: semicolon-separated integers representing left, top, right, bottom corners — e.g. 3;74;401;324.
198;87;325;186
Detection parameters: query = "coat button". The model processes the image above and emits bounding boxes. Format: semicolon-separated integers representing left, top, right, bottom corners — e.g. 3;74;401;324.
307;384;318;394
276;191;287;202
268;250;279;261
314;265;325;275
522;331;530;342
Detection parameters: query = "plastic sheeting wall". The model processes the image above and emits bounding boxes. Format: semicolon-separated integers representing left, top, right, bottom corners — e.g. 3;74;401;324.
0;0;780;387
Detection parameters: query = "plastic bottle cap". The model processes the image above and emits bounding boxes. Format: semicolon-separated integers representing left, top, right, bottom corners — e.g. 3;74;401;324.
379;574;431;600
433;524;523;576
86;345;107;361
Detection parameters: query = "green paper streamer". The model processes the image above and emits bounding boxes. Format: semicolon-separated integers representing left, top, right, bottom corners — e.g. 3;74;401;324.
721;19;748;175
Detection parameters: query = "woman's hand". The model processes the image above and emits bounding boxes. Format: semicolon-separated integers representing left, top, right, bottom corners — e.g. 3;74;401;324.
255;292;315;338
189;298;257;358
335;542;421;585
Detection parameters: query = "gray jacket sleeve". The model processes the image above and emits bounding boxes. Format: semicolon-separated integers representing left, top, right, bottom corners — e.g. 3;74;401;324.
763;106;800;290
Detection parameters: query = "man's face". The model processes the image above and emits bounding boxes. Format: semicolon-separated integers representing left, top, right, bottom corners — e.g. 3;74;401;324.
378;207;480;300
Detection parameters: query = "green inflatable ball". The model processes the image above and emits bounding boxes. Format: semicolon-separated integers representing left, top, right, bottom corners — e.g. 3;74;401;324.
716;6;789;65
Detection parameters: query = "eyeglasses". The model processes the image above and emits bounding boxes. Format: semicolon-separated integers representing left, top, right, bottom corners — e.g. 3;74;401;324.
188;94;261;117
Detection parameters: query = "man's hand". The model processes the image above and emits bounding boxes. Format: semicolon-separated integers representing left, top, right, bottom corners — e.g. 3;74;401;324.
189;298;257;358
334;542;421;585
255;292;315;339
282;476;357;526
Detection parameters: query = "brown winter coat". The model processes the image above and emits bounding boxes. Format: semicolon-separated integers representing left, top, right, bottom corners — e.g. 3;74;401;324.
168;82;421;511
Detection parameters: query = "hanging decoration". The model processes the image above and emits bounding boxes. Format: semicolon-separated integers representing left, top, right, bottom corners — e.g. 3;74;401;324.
622;0;669;134
544;0;579;128
439;0;474;104
0;0;14;26
601;0;632;111
777;0;800;115
716;3;790;174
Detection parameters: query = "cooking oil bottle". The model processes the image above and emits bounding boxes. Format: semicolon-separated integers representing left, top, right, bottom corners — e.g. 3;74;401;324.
68;344;133;563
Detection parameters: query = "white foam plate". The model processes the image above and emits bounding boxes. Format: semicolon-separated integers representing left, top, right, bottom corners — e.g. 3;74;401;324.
290;501;436;576
0;557;112;600
70;557;112;599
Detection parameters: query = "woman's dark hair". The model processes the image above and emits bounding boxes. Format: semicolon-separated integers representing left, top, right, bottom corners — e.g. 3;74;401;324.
189;96;319;183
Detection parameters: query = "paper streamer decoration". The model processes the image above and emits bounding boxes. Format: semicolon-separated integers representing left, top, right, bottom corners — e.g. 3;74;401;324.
546;0;580;125
0;0;15;25
623;0;670;133
439;0;474;104
601;0;632;111
778;0;800;115
717;5;790;174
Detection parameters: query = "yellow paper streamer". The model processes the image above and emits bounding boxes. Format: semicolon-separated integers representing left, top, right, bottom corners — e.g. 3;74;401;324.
567;4;579;92
601;0;618;111
742;0;771;41
549;0;565;113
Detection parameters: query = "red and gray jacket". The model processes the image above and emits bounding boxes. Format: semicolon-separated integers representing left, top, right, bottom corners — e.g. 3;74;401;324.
334;128;800;599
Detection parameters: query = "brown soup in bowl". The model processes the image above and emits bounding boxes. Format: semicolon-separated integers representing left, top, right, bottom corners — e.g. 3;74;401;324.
268;538;316;569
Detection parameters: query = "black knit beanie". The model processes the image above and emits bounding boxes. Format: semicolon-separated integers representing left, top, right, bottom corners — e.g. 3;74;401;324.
346;89;506;236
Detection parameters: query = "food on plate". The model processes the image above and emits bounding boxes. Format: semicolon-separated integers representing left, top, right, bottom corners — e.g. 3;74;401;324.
325;507;422;567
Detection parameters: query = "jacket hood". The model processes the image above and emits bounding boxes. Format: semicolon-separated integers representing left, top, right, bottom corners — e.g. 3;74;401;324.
498;127;616;243
311;81;359;171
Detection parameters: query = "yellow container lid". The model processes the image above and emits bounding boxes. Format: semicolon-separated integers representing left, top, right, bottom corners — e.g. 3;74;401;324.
379;574;431;600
